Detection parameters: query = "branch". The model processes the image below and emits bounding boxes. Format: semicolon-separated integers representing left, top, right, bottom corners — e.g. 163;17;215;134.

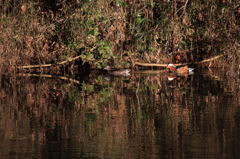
22;55;81;69
21;46;98;69
134;54;224;67
21;54;224;69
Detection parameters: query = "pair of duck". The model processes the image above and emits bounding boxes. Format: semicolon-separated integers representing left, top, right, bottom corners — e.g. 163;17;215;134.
103;63;194;77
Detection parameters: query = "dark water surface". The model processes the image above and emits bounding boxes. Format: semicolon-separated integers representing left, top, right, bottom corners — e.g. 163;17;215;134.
0;68;240;159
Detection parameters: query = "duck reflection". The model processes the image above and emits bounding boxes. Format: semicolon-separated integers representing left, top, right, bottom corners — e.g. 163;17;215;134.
166;72;191;81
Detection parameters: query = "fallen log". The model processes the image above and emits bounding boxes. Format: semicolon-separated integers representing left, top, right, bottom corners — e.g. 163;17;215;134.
134;54;225;67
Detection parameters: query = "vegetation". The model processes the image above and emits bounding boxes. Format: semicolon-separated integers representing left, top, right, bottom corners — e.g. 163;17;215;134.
0;1;239;158
0;0;239;72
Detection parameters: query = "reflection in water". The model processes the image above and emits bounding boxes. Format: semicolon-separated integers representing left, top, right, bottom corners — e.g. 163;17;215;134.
0;69;239;158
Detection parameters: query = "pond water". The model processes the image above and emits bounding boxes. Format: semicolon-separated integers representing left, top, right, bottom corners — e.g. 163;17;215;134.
0;68;240;159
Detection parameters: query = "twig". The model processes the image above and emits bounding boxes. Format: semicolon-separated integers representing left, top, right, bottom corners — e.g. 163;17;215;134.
21;46;97;69
174;0;189;16
22;55;82;69
134;54;224;67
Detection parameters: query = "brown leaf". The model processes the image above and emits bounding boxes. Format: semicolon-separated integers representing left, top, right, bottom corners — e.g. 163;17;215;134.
20;5;27;14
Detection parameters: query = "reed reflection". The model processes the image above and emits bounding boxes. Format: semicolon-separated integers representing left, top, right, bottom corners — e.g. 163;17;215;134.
0;69;239;159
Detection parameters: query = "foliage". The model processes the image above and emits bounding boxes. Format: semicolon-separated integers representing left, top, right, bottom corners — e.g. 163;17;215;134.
0;0;239;70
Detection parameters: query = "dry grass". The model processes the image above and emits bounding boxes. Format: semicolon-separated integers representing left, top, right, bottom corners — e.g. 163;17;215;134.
0;0;239;72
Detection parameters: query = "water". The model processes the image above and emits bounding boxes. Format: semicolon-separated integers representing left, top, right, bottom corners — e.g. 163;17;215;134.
0;68;239;159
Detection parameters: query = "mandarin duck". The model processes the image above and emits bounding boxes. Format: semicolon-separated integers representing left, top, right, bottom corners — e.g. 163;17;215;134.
166;63;194;74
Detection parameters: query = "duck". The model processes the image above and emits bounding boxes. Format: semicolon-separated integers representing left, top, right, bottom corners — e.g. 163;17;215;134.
103;65;131;77
166;63;194;74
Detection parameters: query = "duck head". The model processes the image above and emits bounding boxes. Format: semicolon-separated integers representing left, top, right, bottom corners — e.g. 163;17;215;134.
103;65;111;71
166;63;177;72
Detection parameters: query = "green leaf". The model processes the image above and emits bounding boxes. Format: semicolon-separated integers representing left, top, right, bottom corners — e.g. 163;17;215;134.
179;41;187;49
86;53;93;58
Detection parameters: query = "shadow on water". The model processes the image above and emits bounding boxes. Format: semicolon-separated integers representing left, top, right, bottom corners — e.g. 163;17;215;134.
0;68;239;159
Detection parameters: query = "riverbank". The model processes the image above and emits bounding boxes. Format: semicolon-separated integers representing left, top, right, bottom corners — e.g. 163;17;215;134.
0;0;239;72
